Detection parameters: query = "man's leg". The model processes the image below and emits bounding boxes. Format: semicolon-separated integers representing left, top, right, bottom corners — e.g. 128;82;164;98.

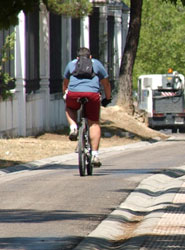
88;120;101;151
65;107;78;141
65;107;77;126
88;119;101;167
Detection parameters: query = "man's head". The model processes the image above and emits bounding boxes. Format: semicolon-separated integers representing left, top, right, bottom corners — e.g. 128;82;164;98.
77;47;91;58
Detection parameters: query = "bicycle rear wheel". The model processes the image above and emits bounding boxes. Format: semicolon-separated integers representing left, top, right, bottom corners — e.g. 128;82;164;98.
86;130;93;176
78;120;92;176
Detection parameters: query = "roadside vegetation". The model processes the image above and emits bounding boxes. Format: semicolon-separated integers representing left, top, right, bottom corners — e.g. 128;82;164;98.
133;0;185;89
120;0;185;113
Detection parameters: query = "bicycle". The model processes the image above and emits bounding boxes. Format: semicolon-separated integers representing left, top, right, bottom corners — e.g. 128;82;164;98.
77;97;93;176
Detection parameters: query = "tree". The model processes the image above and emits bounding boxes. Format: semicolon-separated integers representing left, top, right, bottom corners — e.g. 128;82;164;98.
0;0;92;29
0;0;40;29
170;0;185;4
43;0;92;17
117;0;185;115
117;0;143;115
0;32;15;100
133;0;185;86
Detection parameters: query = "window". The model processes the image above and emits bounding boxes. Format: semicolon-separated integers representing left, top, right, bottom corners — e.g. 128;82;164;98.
25;10;40;94
71;18;80;59
108;15;114;81
50;13;62;94
89;7;99;59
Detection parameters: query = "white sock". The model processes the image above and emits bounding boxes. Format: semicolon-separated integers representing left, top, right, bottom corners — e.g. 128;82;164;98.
92;151;99;157
70;124;77;131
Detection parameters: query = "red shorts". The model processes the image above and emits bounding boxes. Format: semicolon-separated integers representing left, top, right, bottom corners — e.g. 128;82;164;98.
66;91;100;121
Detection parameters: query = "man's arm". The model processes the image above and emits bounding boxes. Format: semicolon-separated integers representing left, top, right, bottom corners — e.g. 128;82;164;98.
100;78;111;100
62;78;69;94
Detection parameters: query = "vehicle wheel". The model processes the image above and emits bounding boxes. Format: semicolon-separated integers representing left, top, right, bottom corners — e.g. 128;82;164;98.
179;127;185;133
87;161;92;175
85;125;93;175
78;125;86;176
86;147;92;176
172;128;178;133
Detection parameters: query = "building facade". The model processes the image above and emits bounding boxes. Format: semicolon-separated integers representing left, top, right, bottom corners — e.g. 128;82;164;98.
0;1;129;137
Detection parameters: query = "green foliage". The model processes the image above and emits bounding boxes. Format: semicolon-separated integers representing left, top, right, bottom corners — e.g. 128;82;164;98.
0;0;92;29
0;0;40;29
133;0;185;88
44;0;92;17
0;32;15;100
123;0;130;7
165;0;185;5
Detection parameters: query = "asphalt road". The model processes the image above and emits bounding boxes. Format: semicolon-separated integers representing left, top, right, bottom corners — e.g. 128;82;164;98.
0;133;185;250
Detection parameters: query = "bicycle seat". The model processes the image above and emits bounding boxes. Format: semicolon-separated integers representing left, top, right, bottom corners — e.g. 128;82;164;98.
77;97;88;104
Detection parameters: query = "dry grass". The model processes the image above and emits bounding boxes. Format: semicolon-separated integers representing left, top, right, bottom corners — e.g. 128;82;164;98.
0;106;167;169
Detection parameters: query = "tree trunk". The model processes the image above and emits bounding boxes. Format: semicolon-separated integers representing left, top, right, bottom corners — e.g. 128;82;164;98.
117;0;143;115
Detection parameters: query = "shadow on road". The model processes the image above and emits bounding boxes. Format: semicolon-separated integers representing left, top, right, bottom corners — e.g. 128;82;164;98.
0;209;105;223
0;236;83;250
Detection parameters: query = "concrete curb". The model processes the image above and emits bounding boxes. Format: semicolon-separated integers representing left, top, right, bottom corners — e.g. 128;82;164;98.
73;165;185;250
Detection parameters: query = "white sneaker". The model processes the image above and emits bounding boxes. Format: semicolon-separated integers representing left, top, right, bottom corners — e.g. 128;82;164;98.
69;128;78;141
91;155;101;167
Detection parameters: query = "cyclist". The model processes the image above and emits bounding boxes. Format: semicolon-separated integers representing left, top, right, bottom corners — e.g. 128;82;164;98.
62;47;111;166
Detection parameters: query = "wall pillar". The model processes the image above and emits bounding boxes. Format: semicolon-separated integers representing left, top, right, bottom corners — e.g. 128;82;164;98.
99;6;108;69
39;3;50;131
15;11;26;136
81;16;89;48
114;9;123;79
62;17;71;71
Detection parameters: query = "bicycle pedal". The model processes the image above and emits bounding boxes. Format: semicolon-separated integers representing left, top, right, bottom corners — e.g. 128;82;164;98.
91;156;102;168
92;162;102;168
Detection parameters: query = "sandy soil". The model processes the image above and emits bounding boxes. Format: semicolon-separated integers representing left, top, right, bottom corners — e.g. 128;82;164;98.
0;106;168;169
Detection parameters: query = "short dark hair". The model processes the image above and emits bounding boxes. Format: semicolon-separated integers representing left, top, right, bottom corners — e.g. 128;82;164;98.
77;47;91;58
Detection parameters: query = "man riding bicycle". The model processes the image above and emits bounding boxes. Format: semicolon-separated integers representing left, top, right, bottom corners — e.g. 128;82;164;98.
62;47;111;166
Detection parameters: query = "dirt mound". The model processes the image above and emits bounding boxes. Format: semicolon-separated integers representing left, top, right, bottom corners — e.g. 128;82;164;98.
101;105;168;140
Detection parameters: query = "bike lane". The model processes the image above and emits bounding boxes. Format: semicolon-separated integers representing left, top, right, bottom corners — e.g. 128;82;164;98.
1;138;185;249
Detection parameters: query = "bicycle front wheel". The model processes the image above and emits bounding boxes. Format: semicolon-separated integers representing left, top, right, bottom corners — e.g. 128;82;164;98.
78;121;87;176
78;120;92;176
